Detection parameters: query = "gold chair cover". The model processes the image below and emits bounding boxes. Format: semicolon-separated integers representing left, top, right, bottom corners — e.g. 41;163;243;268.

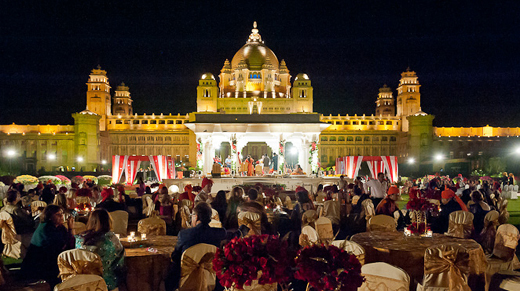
331;239;365;265
180;205;192;229
446;211;474;239
315;217;334;242
485;224;520;290
109;210;129;236
138;216;167;235
421;243;471;291
362;199;376;229
322;200;340;225
238;211;261;236
181;199;194;209
145;196;155;217
75;196;90;205
359;262;410;291
211;209;220;221
54;274;108;291
141;194;153;215
0;211;22;259
208;219;222;228
179;243;217;291
497;199;510;225
489;270;520;291
31;200;47;217
367;215;397;232
299;225;319;247
480;210;500;254
74;221;87;235
301;210;318;228
57;249;103;281
284;196;293;210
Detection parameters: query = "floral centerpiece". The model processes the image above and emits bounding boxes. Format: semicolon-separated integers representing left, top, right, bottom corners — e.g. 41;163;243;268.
38;175;61;185
213;235;295;290
75;202;93;212
308;141;319;173
56;175;71;185
14;175;39;185
71;175;85;184
83;175;98;184
97;175;112;186
406;198;436;235
294;244;364;291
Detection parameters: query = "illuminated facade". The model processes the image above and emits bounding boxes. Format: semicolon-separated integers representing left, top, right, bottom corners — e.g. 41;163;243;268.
1;23;519;176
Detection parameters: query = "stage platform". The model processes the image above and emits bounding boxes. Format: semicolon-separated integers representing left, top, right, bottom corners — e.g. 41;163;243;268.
163;176;341;194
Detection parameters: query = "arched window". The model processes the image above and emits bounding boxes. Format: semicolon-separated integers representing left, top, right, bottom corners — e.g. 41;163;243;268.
347;136;353;141
203;89;210;97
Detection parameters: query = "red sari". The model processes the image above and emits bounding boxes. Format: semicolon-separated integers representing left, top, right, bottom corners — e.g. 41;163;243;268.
247;158;254;176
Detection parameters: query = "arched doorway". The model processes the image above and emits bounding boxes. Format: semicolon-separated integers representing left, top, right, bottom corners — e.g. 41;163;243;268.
241;142;272;161
284;142;298;169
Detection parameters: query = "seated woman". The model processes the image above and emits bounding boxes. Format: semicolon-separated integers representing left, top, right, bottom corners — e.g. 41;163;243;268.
155;189;175;234
75;209;125;291
210;190;228;224
291;187;314;230
433;188;468;233
224;186;244;229
468;191;491;236
21;205;75;287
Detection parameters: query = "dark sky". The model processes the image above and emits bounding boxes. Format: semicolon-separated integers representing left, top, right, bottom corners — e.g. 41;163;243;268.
1;1;519;127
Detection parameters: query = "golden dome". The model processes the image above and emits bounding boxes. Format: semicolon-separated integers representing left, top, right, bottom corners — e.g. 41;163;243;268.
201;73;215;80
294;73;310;80
231;22;279;71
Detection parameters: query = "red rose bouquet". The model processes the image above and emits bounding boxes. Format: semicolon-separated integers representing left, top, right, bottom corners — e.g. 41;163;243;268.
294;244;364;291
406;198;436;212
213;235;295;290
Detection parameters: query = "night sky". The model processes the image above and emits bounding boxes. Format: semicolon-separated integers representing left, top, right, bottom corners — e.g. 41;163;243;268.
1;1;519;127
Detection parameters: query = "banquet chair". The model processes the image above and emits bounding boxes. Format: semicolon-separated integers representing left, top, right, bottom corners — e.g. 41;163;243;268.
301;210;318;228
75;196;90;205
300;225;319;247
331;239;365;265
502;186;510;199
275;197;283;207
0;211;22;259
74;221;87;235
485;224;520;291
394;209;408;225
417;243;471;291
497;199;510;225
208;219;222;228
180;205;192;229
109;210;129;236
480;210;500;255
31;200;47;217
284;196;293;210
211;208;220;221
367;215;397;232
179;243;217;291
315;217;334;242
446;210;474;239
54;274;108;291
57;249;103;281
361;199;376;229
137;215;167;235
489;270;520;291
141;194;153;216
238;211;262;236
322;200;340;225
512;185;519;200
359;262;410;291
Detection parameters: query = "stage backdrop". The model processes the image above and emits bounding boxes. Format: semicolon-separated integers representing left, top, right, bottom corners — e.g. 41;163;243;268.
112;155;176;184
335;156;398;182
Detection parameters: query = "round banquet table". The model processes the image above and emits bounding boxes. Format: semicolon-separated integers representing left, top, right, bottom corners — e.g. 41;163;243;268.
123;235;177;291
351;231;488;287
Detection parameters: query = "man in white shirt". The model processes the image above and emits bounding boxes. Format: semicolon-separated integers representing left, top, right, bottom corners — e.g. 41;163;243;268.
364;172;389;207
195;177;213;203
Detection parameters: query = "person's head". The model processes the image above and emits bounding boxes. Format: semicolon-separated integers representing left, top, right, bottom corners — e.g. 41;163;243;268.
42;186;53;197
231;186;243;199
354;186;362;196
6;190;20;205
317;184;323;191
503;172;508;177
100;188;114;202
160;186;169;195
387;185;399;201
273;152;277;156
145;186;152;194
28;189;36;197
160;192;171;204
471;191;483;202
59;186;68;194
86;209;112;233
247;188;258;201
377;172;385;182
296;189;310;204
192;202;212;226
441;189;456;205
214;190;227;205
53;193;68;209
340;175;344;180
201;177;213;192
509;173;514;178
41;204;64;226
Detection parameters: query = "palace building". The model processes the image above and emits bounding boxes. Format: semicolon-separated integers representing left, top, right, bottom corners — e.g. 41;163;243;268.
1;22;519;177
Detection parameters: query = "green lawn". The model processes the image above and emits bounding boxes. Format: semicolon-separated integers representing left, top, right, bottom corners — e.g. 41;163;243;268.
397;194;520;227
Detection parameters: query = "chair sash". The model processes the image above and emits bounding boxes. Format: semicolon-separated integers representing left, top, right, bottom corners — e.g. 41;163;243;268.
480;211;500;255
54;274;108;291
424;245;471;291
315;217;334;242
138;216;167;235
447;211;474;239
0;211;22;259
301;210;318;228
498;200;510;225
368;215;397;232
323;200;340;225
180;252;215;291
180;206;192;229
211;209;220;221
31;200;47;216
238;212;261;236
145;196;155;217
493;224;520;260
57;249;103;281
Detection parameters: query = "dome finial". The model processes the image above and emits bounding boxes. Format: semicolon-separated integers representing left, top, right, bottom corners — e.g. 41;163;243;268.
247;21;262;43
253;21;257;29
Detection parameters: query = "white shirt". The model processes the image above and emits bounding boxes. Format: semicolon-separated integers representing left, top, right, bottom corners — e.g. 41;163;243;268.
364;179;388;199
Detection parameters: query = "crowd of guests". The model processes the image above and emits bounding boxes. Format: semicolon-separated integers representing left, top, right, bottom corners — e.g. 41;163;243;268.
0;172;514;290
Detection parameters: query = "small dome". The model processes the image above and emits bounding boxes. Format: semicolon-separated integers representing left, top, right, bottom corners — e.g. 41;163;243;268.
294;73;310;81
413;107;428;116
201;73;215;80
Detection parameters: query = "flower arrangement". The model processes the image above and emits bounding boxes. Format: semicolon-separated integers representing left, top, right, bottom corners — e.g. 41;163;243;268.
308;141;319;173
38;175;61;185
56;175;71;185
294;244;364;291
83;175;98;184
97;175;112;186
406;198;436;212
71;175;85;184
213;235;295;290
14;175;39;185
75;202;93;212
196;138;204;171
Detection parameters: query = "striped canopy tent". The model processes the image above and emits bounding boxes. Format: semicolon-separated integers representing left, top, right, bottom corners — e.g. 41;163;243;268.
112;155;176;185
335;156;399;182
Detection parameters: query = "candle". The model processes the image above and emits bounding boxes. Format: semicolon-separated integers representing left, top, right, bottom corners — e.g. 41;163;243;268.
115;234;120;239
130;231;135;238
141;233;147;240
427;230;433;237
127;235;132;241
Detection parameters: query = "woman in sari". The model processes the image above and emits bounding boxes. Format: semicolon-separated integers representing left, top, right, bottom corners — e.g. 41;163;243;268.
246;155;254;176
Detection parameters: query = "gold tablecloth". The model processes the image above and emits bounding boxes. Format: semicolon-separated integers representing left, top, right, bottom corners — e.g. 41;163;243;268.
351;231;487;285
124;235;177;291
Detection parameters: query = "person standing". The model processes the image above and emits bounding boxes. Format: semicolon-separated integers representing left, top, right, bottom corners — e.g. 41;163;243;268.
263;153;270;175
271;153;278;173
225;155;232;169
246;155;254;176
364;172;388;208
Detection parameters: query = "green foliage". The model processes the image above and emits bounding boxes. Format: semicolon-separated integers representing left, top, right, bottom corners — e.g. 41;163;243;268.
485;157;507;176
